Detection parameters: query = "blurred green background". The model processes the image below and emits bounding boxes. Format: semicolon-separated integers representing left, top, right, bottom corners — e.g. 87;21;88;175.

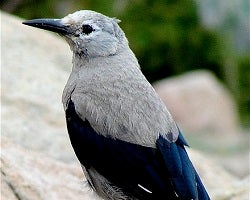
1;0;249;127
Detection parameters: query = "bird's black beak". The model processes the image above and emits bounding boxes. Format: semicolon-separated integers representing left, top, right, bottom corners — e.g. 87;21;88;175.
22;18;70;35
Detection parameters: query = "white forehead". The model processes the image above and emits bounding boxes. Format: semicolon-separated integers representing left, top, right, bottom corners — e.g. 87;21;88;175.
61;10;119;26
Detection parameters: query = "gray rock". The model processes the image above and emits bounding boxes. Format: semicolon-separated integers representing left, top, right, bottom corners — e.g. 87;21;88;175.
187;149;250;200
2;11;75;163
1;137;102;200
153;70;239;135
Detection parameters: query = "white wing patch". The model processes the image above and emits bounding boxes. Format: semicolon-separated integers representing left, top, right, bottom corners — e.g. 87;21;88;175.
138;184;152;194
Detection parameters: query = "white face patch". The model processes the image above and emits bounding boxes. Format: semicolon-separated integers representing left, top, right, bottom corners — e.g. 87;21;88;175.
138;184;152;194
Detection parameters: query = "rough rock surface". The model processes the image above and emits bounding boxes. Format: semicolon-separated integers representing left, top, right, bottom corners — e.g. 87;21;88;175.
1;11;249;200
1;137;101;200
153;71;239;135
2;11;74;163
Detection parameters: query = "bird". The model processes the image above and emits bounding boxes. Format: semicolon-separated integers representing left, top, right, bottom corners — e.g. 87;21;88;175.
23;10;210;200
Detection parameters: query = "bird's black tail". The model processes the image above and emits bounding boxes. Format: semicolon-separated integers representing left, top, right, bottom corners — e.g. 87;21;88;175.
172;134;210;200
157;132;210;200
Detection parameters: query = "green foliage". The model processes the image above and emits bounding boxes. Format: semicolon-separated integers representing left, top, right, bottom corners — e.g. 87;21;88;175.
118;0;224;82
236;55;250;127
1;0;59;19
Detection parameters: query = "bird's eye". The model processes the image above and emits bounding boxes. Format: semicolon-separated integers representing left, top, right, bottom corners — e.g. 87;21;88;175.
82;24;94;35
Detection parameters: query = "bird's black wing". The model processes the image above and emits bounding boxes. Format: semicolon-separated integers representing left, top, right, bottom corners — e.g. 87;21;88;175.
66;99;209;200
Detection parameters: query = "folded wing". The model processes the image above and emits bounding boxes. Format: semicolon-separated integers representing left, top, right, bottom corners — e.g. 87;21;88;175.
66;99;209;200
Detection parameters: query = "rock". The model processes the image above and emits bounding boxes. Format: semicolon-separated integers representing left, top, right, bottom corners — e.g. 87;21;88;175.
2;11;74;163
1;137;102;200
187;149;250;200
153;70;239;135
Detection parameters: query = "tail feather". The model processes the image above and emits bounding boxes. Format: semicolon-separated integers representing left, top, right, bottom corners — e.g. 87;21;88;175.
172;143;197;199
157;133;210;199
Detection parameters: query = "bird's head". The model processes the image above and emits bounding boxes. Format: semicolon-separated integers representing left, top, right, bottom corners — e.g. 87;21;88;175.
23;10;127;58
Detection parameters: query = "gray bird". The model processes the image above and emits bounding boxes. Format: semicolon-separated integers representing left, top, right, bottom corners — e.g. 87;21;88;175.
23;10;210;200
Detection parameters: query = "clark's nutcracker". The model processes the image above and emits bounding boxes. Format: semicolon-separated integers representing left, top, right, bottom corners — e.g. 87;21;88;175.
23;10;210;200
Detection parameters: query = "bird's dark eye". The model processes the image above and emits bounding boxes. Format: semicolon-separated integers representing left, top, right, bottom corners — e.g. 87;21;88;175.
82;24;94;35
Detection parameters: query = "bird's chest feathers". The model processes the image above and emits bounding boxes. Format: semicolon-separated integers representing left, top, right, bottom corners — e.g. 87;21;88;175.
66;64;176;147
